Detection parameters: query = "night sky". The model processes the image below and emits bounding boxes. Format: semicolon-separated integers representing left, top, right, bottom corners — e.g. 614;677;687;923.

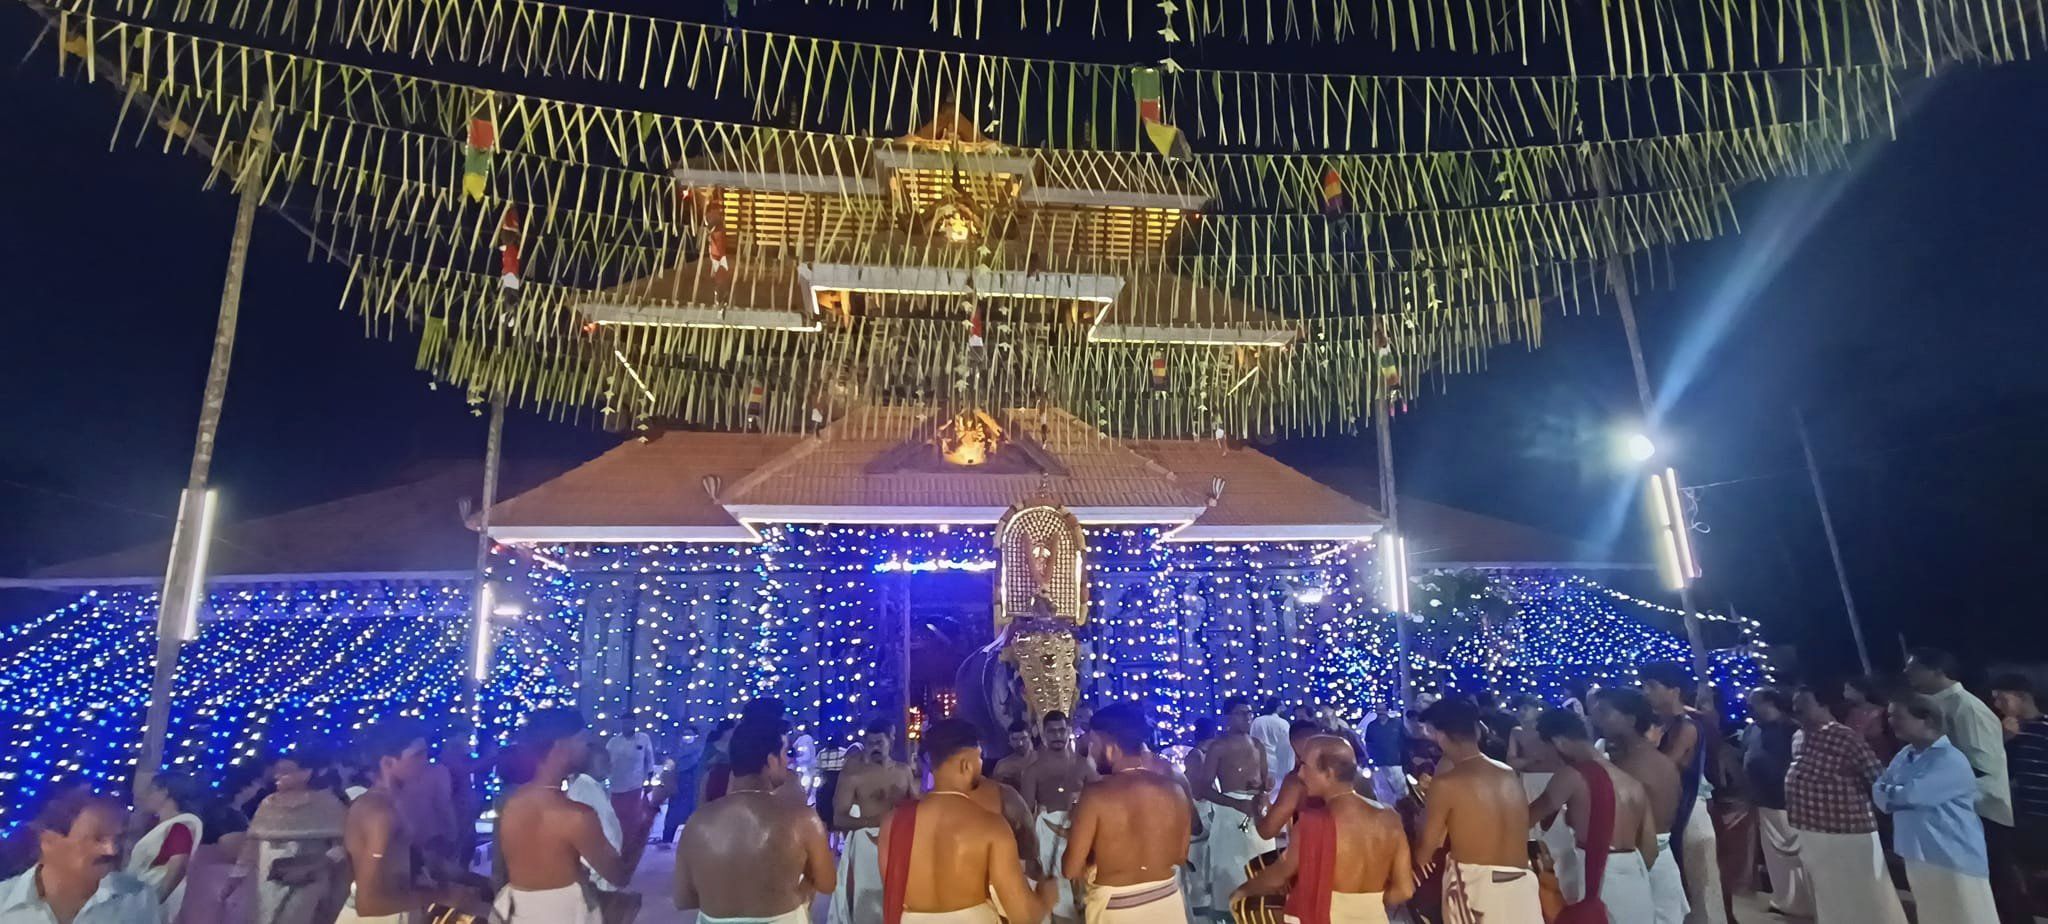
2;5;2044;684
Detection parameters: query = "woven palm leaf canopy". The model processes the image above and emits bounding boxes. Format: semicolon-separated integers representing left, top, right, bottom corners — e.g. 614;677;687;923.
12;0;2042;437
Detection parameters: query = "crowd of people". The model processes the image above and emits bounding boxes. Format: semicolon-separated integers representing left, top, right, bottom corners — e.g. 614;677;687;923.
5;647;2048;924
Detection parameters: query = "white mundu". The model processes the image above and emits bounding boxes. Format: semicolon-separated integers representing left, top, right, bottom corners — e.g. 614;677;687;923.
1440;862;1542;924
1203;793;1276;909
831;827;884;924
491;882;600;924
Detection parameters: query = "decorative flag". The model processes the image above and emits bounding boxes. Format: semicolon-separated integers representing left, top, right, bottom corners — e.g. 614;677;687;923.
1148;353;1169;391
1375;331;1406;412
966;299;986;349
496;208;522;292
702;187;733;279
745;381;765;419
1130;68;1190;159
463;118;495;201
1320;168;1346;216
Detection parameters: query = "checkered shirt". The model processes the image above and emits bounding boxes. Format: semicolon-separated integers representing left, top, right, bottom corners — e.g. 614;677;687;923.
1786;720;1883;834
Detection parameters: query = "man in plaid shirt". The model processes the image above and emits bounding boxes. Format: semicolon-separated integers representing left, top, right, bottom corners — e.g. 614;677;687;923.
1786;687;1907;923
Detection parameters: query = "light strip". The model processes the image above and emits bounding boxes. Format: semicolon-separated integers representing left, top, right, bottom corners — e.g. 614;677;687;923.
1662;467;1701;580
471;581;494;682
1381;533;1410;612
178;489;220;641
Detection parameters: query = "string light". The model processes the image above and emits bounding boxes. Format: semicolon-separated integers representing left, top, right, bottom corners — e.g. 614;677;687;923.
0;531;1771;831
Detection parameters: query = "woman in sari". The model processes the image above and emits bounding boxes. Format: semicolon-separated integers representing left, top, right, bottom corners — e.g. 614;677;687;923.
130;772;207;919
244;751;351;924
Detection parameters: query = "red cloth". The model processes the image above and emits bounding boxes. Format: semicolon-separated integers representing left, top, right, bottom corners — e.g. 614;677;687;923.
1554;760;1616;924
1282;803;1338;924
153;823;194;867
882;801;919;924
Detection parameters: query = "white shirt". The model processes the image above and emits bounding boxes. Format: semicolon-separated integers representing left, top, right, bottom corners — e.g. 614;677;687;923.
0;867;161;924
604;732;656;794
1928;681;2015;826
1249;713;1294;783
566;773;625;891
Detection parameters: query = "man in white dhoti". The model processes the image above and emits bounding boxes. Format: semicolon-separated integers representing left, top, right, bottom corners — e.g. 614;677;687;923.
1640;664;1726;924
1195;699;1275;921
1250;700;1295;801
1065;702;1195;924
1025;711;1103;924
1414;699;1543;924
833;719;917;924
1181;719;1220;920
880;719;1057;924
1785;687;1908;924
1528;710;1658;924
1233;736;1412;924
1590;688;1689;924
495;707;630;924
1875;695;2001;924
1738;687;1813;917
678;718;837;924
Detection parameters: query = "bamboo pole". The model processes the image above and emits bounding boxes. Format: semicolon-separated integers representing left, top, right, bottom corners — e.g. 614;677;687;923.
464;396;507;717
1592;161;1711;684
1796;408;1874;676
140;106;272;778
1373;395;1412;707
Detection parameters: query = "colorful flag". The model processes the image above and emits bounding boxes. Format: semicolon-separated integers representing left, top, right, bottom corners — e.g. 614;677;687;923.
1320;168;1346;216
1148;353;1170;391
463;118;495;202
702;187;733;279
966;299;987;349
496;208;522;292
1130;68;1190;159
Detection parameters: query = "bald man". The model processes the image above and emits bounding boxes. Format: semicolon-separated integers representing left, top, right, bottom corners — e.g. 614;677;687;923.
1236;737;1412;924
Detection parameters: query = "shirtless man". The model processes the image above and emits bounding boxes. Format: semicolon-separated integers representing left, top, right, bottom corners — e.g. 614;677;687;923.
1181;718;1221;919
339;718;478;923
833;719;919;924
1193;698;1273;916
967;772;1042;879
879;718;1056;924
1528;710;1657;923
1589;688;1686;924
494;708;630;923
992;721;1039;790
1257;720;1332;840
1020;711;1099;924
1639;665;1725;924
1507;696;1564;792
677;718;836;924
1413;698;1540;924
1063;702;1194;923
1235;737;1412;924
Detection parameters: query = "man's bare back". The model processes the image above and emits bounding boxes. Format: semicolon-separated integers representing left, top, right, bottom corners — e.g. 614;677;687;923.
1421;755;1530;868
993;752;1036;790
880;792;1045;920
969;778;1042;878
677;791;835;917
1607;742;1679;834
1327;794;1411;896
1064;770;1192;887
498;784;622;891
343;791;417;917
1537;761;1655;854
1021;750;1096;814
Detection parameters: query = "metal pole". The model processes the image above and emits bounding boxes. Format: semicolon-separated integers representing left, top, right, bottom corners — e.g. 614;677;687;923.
140;108;271;777
1797;409;1875;676
1593;164;1711;683
1373;396;1413;707
464;397;507;716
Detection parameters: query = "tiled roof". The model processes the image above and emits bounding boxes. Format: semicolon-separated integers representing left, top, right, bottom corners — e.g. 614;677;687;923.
1124;440;1383;539
487;431;803;541
20;462;541;583
722;407;1204;515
